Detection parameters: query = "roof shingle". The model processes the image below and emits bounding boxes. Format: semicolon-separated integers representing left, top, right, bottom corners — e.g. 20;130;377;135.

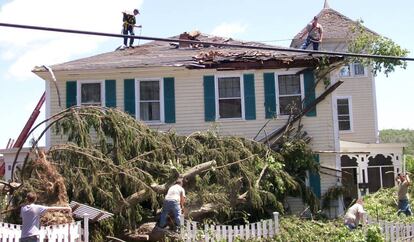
33;34;336;73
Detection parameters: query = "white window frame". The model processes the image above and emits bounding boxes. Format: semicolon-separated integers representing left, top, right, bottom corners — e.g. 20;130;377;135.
339;62;367;78
352;62;366;76
135;78;164;124
77;80;105;106
336;96;354;133
275;71;305;117
339;64;352;78
215;74;245;120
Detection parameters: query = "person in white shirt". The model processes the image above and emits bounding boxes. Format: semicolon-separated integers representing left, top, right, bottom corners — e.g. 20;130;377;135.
344;198;366;230
20;192;72;242
158;178;186;231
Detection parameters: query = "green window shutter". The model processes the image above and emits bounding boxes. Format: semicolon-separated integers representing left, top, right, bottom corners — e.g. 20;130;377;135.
105;80;116;108
66;81;77;108
124;79;135;116
309;154;321;198
243;74;256;120
304;69;317;117
263;73;276;119
163;77;176;123
203;75;216;122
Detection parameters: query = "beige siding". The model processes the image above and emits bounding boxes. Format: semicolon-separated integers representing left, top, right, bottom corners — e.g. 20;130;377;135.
332;68;378;143
45;67;337;154
320;38;378;144
43;66;340;215
287;154;339;216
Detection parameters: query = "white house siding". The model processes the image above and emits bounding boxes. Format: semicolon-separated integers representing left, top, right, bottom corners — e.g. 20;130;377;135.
331;69;378;143
287;153;339;217
40;67;338;207
41;67;336;152
319;39;379;144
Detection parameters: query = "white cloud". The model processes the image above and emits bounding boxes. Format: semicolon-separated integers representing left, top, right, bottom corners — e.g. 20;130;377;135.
0;0;143;80
211;22;247;37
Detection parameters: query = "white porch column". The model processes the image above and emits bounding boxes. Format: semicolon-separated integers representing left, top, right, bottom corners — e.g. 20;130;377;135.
357;154;369;197
83;213;89;242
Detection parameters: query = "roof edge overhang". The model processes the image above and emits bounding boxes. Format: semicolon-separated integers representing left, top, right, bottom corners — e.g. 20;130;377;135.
340;140;406;154
189;56;343;70
32;55;343;81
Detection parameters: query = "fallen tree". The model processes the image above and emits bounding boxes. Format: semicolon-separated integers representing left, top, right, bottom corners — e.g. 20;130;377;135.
2;106;317;241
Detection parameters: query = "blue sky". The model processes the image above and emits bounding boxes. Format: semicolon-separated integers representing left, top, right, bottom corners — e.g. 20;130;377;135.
0;0;413;147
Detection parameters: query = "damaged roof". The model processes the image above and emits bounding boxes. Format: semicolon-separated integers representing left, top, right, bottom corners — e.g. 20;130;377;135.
33;33;341;73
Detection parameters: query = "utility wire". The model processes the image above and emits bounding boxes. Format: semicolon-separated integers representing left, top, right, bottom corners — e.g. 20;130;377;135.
1;22;414;62
256;39;294;43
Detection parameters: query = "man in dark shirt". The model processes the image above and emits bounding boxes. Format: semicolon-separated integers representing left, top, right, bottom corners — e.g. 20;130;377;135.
122;9;141;48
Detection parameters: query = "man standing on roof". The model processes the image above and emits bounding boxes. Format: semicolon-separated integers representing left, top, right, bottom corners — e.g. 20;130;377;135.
158;178;186;232
121;9;142;48
299;16;323;50
20;192;72;242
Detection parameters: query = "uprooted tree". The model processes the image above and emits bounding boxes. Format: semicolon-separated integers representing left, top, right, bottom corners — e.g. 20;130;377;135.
2;106;318;241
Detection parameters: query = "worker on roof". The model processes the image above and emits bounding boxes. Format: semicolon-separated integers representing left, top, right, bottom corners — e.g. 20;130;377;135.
299;16;323;50
121;9;141;49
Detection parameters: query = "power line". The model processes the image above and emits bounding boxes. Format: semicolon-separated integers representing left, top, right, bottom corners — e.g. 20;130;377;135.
256;39;294;43
1;22;413;62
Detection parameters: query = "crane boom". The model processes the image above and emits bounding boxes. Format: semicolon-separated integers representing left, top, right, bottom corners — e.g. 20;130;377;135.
13;92;46;148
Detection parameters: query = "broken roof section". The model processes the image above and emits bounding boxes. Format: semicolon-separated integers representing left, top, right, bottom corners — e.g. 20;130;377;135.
32;32;341;73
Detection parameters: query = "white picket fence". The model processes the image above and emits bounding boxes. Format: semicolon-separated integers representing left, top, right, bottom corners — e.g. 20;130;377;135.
180;212;279;241
366;215;414;242
0;221;82;242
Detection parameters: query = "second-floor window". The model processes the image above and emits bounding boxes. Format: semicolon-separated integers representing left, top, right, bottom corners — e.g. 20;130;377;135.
217;76;242;119
138;80;161;122
79;81;103;106
353;62;365;76
339;64;351;77
278;74;302;115
337;97;352;131
339;62;366;77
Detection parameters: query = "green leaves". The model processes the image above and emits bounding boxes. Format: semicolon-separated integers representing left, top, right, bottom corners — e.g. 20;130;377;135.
348;20;409;77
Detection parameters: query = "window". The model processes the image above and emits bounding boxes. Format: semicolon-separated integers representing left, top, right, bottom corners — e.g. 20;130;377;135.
353;62;365;76
278;74;302;115
339;62;366;77
217;76;242;119
138;80;162;122
337;97;352;131
339;64;351;77
78;81;104;106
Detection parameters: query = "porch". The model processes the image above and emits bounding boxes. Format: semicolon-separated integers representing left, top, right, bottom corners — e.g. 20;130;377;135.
340;141;405;207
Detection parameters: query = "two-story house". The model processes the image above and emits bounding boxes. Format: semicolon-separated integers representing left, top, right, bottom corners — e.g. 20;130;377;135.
291;0;405;208
1;0;404;216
